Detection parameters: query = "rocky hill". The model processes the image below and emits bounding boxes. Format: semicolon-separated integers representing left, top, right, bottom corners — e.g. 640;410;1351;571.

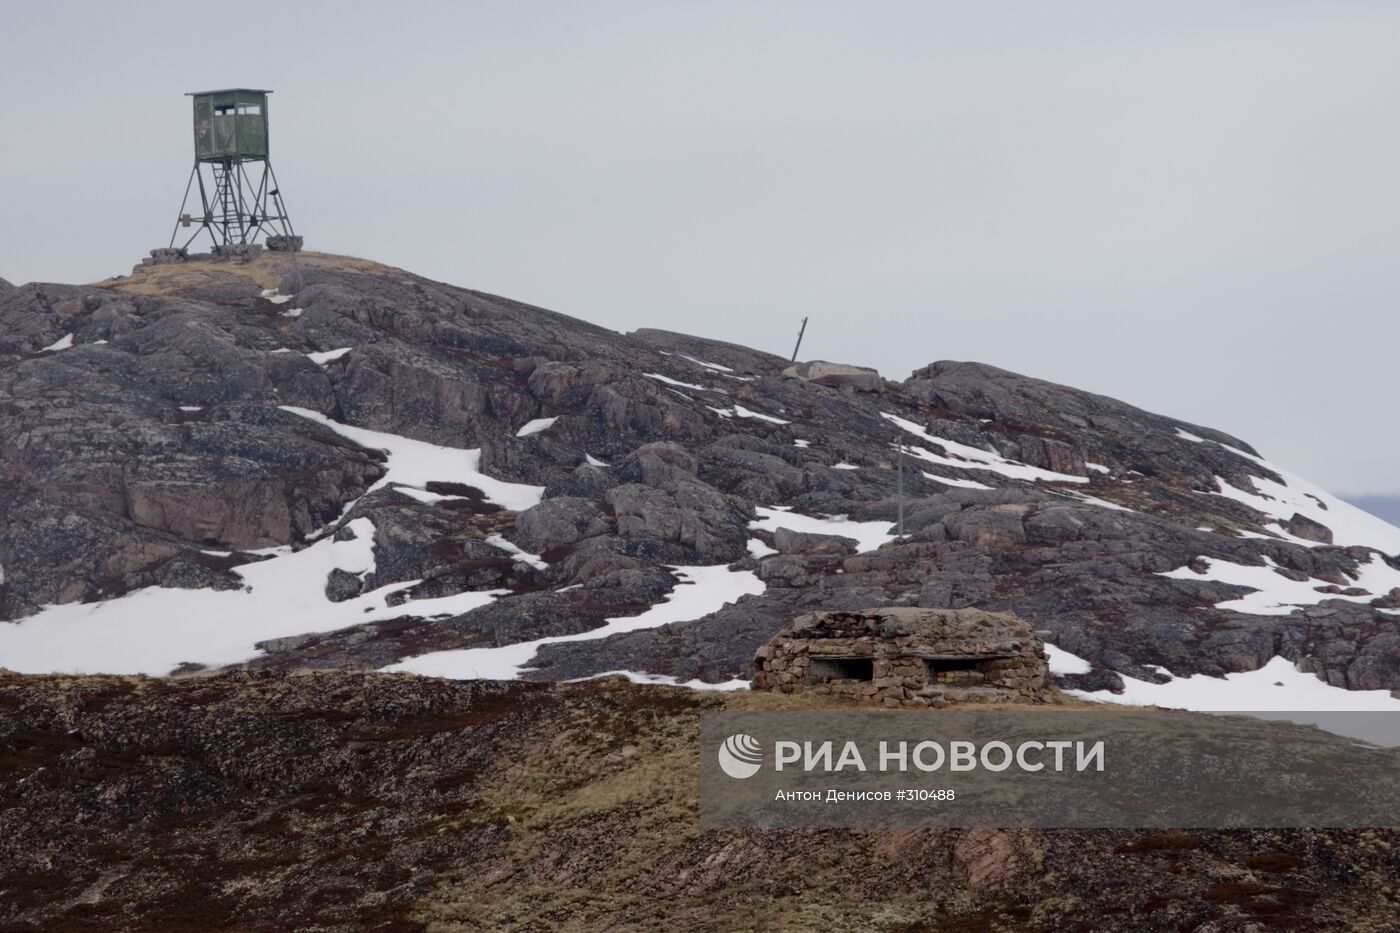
2;251;1399;704
4;252;1400;930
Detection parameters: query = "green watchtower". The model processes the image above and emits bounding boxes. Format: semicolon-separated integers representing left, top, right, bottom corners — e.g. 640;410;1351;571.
192;89;269;161
168;88;300;254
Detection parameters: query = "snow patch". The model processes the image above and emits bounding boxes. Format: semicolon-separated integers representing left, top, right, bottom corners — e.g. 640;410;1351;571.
708;404;791;424
307;347;351;366
484;534;549;570
1085;462;1111;474
1070;656;1400;712
516;417;558;437
260;289;293;305
883;413;1088;485
1175;428;1206;443
573;670;750;691
384;563;765;680
41;333;73;352
793;439;811;449
1160;555;1400;617
832;462;859;471
586;454;609;468
1205;447;1400;554
729;404;790;425
750;506;895;554
0;518;509;675
676;353;733;373
746;537;778;558
392;486;461;505
179;406;204;412
282;307;304;318
282;407;544;513
1044;643;1092;675
644;372;714;392
1058;491;1136;513
922;472;994;490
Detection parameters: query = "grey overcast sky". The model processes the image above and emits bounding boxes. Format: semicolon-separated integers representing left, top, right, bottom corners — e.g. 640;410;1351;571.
2;1;1397;495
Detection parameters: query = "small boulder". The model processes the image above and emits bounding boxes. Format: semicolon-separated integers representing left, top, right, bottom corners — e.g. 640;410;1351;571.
479;436;581;485
325;567;363;602
1014;434;1086;477
266;235;304;252
606;479;752;563
773;527;858;555
623;441;698;475
544;463;619;499
1283;512;1333;544
513;497;613;554
782;360;883;393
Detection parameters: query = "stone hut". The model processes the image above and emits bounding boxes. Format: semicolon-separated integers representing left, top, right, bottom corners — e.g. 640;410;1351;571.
751;607;1050;707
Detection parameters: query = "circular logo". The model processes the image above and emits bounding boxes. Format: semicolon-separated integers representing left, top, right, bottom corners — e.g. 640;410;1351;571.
717;733;763;779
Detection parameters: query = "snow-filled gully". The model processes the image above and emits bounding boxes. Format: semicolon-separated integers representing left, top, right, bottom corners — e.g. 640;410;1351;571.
0;515;507;675
384;563;765;681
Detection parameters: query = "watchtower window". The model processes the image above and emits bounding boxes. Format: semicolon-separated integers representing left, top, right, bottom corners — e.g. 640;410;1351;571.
238;104;261;115
806;657;874;684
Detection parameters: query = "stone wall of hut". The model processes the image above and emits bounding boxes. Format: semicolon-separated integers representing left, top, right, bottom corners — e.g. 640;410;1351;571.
751;610;1050;708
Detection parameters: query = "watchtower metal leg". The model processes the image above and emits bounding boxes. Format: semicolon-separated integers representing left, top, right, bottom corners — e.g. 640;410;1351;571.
168;164;199;249
170;158;297;253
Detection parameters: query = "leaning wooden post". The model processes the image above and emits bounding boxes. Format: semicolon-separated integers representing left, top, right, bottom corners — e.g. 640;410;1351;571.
790;316;808;362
